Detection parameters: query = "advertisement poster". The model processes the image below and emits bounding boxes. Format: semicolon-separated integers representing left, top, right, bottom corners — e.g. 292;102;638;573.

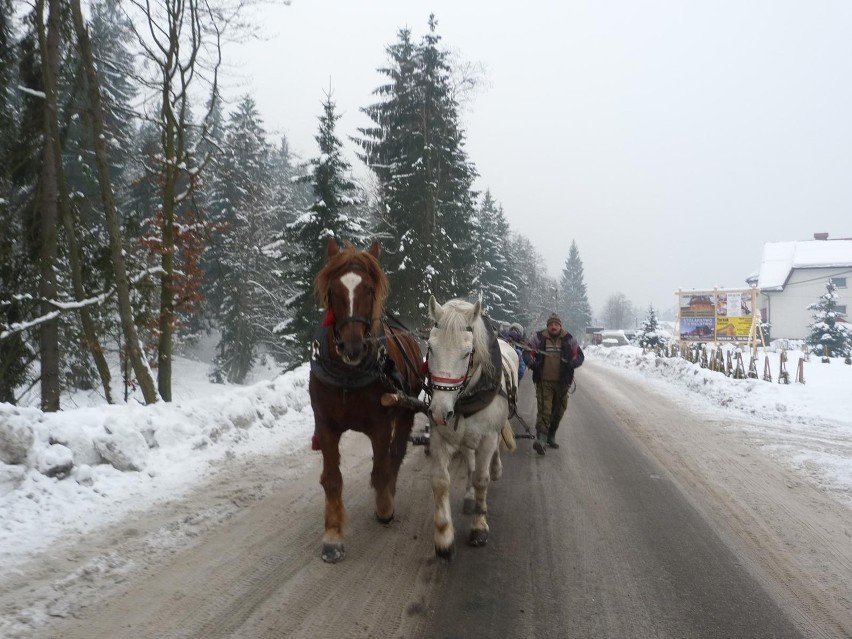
679;294;715;318
680;317;715;341
679;293;716;340
715;291;753;341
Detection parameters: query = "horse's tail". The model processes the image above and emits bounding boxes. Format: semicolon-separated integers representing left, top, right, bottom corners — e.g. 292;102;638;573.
500;421;517;452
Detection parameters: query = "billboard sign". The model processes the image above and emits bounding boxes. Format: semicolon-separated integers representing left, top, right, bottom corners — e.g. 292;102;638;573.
679;293;716;341
715;291;753;341
677;289;756;343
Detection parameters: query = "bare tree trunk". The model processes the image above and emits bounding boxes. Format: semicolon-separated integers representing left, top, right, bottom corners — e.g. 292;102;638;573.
69;0;158;404
35;0;61;412
123;0;227;401
158;122;179;401
157;183;175;401
36;0;114;404
59;198;114;403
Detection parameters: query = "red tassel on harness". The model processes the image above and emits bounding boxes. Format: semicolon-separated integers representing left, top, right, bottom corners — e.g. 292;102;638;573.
322;310;336;327
420;360;429;376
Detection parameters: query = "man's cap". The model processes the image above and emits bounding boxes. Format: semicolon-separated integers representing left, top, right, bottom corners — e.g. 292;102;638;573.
510;322;524;335
546;313;562;327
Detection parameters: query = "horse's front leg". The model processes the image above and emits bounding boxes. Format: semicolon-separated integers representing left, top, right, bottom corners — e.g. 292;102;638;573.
469;432;499;547
369;426;395;524
318;427;346;563
462;447;476;515
430;426;455;560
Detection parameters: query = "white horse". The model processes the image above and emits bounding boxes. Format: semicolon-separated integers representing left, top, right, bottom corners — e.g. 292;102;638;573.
425;296;518;560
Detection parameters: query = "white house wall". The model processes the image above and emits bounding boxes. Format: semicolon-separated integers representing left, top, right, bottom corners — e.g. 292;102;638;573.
761;267;850;339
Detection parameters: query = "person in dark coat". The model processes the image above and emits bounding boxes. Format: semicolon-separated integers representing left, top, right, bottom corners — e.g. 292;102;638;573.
523;313;584;455
500;322;526;380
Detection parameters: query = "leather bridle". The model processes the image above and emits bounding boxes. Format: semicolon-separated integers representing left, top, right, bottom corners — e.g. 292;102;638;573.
425;325;476;395
328;267;376;353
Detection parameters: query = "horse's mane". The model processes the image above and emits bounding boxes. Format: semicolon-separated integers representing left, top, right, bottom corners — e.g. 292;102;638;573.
435;299;495;379
314;242;390;317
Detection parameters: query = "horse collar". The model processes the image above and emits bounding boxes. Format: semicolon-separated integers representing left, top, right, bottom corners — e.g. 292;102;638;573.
310;323;390;391
453;322;503;418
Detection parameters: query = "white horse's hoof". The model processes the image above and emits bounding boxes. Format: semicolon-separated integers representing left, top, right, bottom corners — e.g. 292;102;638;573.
468;529;488;547
462;497;475;515
321;542;345;563
435;543;456;562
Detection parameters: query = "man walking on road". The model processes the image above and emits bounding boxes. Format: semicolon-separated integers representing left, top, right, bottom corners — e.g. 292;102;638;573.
524;313;584;455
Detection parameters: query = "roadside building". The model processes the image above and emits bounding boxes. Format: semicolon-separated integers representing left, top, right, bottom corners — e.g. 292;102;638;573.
751;233;852;340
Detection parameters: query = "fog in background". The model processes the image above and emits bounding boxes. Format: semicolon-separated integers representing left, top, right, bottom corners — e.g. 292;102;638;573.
224;0;852;316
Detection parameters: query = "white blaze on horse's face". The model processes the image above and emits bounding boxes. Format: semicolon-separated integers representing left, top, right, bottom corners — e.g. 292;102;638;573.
340;272;361;318
332;270;371;365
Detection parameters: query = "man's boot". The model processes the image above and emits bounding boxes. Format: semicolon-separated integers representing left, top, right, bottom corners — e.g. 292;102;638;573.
533;432;547;455
548;420;560;449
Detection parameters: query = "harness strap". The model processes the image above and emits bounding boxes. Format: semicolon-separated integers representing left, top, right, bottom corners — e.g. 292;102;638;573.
382;321;423;391
499;351;519;418
311;323;387;390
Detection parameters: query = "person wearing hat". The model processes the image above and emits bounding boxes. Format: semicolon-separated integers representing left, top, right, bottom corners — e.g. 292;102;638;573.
523;312;584;455
499;322;527;380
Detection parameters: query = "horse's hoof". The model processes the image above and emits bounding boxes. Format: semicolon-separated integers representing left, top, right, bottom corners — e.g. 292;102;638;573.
321;543;345;563
435;543;455;562
375;510;395;525
468;529;488;547
462;497;475;515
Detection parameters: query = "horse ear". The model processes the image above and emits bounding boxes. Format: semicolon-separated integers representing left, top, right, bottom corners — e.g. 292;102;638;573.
471;300;482;320
428;295;443;323
326;238;339;259
368;240;380;259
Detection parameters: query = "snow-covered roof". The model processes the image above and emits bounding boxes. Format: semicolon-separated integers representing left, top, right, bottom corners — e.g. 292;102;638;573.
758;239;852;291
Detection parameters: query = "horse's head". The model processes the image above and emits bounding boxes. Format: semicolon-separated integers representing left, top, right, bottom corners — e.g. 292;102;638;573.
426;296;488;426
316;238;388;366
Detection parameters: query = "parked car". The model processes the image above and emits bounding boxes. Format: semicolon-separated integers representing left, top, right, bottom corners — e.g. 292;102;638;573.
599;329;631;347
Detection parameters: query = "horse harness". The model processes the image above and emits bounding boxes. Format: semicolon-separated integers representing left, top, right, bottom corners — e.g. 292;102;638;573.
310;319;414;395
425;320;519;428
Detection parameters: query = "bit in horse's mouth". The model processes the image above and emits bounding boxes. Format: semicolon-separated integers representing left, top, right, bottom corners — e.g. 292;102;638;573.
340;352;363;366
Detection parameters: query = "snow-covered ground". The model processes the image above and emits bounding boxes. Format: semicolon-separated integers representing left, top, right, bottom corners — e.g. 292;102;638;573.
589;344;852;504
2;344;851;574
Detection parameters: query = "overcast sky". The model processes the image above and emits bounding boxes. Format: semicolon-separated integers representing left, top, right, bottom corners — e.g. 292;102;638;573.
225;0;852;317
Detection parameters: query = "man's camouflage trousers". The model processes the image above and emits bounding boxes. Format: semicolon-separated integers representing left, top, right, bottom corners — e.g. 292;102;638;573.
534;380;569;438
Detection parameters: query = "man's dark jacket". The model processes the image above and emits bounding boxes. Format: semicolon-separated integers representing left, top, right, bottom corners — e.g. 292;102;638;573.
525;329;584;386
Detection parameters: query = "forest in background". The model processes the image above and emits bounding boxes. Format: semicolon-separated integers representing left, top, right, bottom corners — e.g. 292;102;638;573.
0;1;597;410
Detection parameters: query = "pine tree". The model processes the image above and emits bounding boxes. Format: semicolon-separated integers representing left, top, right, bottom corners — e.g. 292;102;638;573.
356;16;478;323
278;91;369;367
806;280;850;359
417;15;478;301
205;96;278;383
558;240;593;339
0;0;37;403
474;190;519;322
638;304;667;349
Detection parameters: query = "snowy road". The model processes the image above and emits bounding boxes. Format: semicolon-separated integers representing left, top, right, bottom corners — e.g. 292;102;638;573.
2;362;850;638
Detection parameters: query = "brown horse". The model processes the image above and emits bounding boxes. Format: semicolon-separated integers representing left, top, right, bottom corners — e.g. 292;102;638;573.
309;239;423;563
